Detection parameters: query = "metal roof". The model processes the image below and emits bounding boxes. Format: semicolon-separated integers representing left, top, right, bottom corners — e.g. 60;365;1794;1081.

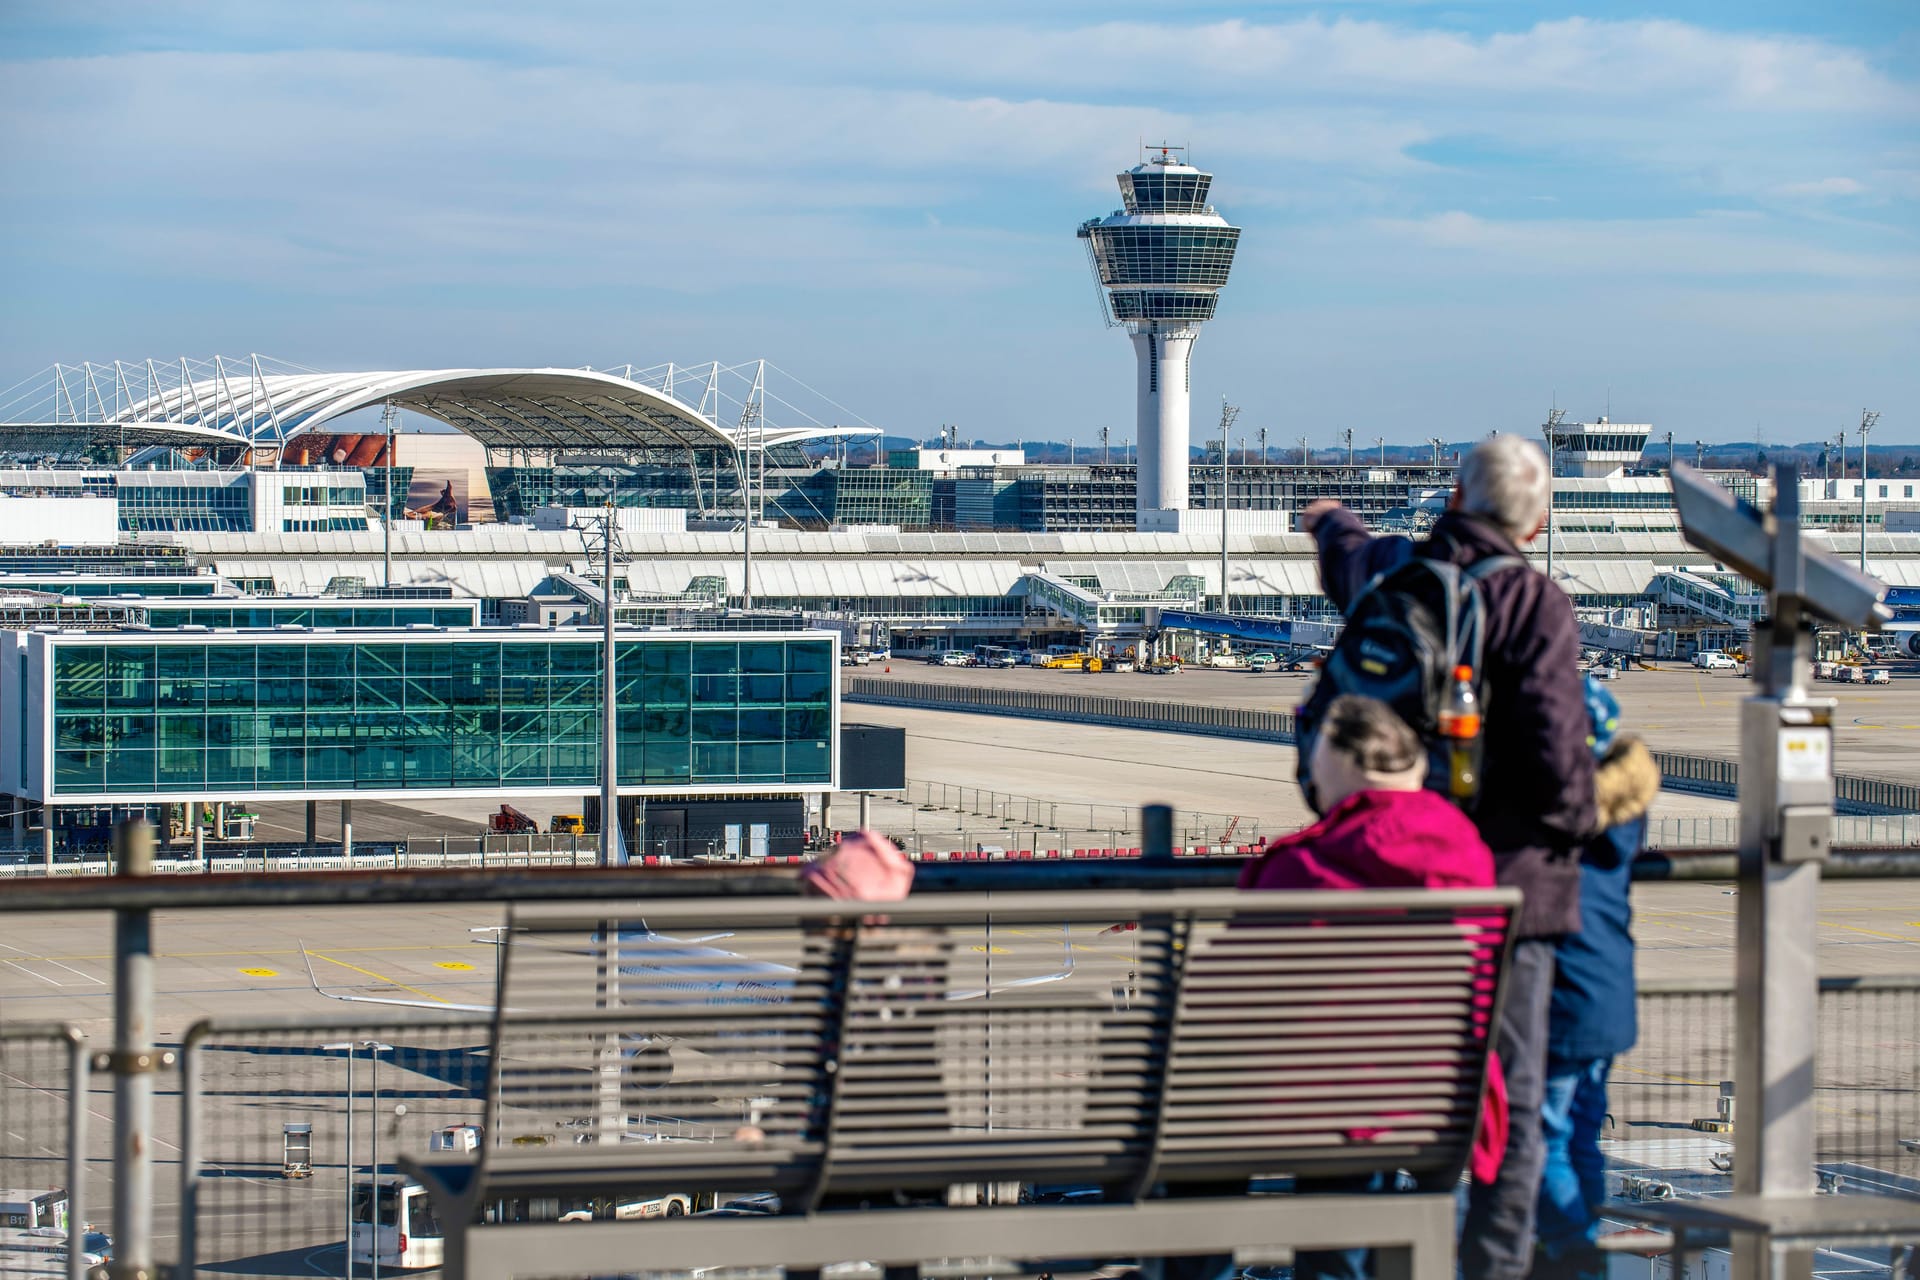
114;367;738;454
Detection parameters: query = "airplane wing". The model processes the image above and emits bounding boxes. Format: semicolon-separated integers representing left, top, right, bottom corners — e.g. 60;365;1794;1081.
299;942;499;1014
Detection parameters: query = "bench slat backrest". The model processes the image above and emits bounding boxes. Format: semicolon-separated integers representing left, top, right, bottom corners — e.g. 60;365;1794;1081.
478;889;1516;1205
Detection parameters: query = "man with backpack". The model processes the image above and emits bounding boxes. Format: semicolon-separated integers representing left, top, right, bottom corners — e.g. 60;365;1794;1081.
1299;433;1598;1280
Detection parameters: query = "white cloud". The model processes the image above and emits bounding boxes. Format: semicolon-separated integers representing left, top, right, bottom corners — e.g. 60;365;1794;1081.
0;5;1912;440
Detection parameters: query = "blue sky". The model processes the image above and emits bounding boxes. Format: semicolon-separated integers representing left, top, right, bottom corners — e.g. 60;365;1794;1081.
1;1;1914;447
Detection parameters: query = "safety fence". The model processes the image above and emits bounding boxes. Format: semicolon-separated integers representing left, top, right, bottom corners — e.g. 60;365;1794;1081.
1649;813;1920;849
0;1024;89;1280
850;677;1920;816
898;778;1257;847
5;981;1914;1275
180;1015;491;1276
1623;978;1920;1185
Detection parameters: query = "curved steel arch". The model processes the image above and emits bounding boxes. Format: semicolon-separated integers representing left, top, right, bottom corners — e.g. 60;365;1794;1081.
115;367;735;453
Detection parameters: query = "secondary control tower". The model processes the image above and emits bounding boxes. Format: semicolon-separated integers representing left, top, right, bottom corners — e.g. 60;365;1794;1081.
1078;147;1241;523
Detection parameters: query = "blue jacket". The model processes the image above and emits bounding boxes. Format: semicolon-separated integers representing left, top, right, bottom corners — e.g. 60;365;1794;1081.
1548;820;1642;1062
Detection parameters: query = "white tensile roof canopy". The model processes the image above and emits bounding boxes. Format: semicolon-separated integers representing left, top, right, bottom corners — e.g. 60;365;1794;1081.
5;360;862;455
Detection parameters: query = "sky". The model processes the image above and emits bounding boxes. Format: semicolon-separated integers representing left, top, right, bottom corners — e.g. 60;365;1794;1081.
1;1;1915;448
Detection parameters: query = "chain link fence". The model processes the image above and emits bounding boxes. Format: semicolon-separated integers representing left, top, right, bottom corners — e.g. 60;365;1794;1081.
179;1015;491;1277
0;1023;90;1280
1620;979;1920;1181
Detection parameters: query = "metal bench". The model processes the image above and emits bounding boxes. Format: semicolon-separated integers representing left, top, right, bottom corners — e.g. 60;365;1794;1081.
405;886;1518;1280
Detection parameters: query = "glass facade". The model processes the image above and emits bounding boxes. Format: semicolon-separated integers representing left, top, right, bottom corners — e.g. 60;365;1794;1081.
1119;170;1212;214
1088;226;1241;287
45;635;833;797
142;602;479;629
485;455;751;520
4;578;222;598
1107;291;1221;322
120;481;251;532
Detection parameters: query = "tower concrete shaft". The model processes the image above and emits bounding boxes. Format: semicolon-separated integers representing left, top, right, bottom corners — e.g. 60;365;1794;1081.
1131;327;1196;517
1079;148;1240;521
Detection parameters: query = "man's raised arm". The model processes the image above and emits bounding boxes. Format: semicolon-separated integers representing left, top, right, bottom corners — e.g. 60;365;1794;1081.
1300;499;1408;612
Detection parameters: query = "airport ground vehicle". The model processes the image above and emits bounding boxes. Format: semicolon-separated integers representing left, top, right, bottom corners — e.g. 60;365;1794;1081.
1864;667;1891;685
939;651;971;667
352;1176;446;1271
1040;651;1088;668
972;645;1017;668
1696;652;1737;670
1246;651;1277;672
0;1227;107;1276
488;804;538;834
549;814;586;835
0;1189;68;1230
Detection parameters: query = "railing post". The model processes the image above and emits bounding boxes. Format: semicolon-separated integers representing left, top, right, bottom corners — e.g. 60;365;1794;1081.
110;818;157;1280
1141;804;1173;865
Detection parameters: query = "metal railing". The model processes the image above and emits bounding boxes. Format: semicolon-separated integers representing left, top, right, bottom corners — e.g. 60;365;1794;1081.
5;835;1920;1275
0;1024;89;1280
7;968;1915;1274
1625;978;1920;1181
179;1014;491;1276
897;778;1258;846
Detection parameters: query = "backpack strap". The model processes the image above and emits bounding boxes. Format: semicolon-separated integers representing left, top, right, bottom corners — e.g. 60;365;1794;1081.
1464;554;1527;583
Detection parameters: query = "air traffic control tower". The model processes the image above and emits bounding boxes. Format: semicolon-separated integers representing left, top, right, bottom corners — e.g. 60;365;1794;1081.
1079;148;1241;525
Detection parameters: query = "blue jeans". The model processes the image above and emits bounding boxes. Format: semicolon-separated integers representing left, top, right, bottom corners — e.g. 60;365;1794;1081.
1535;1056;1613;1262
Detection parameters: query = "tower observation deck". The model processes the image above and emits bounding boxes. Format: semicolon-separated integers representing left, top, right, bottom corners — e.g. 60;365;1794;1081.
1079;148;1241;521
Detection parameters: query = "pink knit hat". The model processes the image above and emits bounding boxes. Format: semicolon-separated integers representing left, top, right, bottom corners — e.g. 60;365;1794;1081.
800;829;915;901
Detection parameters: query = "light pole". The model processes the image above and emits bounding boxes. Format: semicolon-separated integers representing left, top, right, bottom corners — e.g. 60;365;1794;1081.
380;400;397;589
321;1040;392;1280
1859;409;1879;576
1218;400;1240;615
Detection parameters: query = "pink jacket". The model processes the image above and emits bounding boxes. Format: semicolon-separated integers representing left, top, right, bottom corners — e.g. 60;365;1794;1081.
1238;788;1495;893
1238;787;1507;1184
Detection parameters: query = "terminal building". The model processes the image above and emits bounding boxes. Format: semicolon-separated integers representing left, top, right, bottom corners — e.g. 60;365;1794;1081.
2;341;1916;854
1;627;838;856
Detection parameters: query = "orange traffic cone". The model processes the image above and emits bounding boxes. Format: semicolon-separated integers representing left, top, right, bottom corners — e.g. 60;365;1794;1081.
884;665;891;673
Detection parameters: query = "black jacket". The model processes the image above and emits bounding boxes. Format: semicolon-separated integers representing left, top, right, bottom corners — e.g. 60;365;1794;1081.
1314;507;1599;937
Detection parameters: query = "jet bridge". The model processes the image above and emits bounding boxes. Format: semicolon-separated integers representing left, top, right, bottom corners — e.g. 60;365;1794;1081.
1149;609;1342;650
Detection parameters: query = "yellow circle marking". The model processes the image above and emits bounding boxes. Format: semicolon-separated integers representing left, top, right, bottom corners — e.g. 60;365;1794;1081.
240;967;278;977
435;961;476;971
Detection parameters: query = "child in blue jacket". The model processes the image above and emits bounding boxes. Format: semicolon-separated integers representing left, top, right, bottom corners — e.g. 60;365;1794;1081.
1532;678;1660;1280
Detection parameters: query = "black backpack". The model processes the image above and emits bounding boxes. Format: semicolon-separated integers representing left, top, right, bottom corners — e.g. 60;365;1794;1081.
1296;553;1525;812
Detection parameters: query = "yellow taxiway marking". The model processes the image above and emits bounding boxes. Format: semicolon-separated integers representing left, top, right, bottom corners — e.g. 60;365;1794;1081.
1817;919;1919;943
968;946;1011;954
307;951;451;1004
435;961;476;971
239;967;279;977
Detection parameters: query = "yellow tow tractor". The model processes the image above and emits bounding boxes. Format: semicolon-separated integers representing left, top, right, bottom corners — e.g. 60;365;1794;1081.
1040;652;1089;669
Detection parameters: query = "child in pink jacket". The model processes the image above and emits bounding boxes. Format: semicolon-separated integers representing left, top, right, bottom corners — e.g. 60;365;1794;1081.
1239;695;1503;1280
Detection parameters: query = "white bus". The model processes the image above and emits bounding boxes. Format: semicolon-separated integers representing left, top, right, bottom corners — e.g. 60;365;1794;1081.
0;1190;67;1231
350;1176;446;1272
